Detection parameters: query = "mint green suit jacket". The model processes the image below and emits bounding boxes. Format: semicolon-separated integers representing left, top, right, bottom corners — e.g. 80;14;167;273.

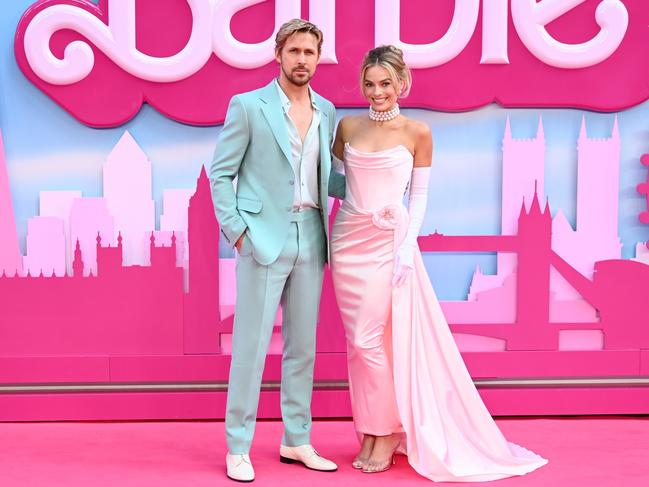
210;80;343;265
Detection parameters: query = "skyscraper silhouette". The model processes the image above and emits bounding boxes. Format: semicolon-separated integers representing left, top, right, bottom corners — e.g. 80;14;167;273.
0;131;23;277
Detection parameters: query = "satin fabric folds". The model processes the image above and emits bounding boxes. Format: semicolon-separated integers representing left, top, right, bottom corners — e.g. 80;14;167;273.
331;143;547;482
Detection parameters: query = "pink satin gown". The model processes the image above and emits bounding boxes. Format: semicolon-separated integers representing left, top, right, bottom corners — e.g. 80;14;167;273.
330;142;547;482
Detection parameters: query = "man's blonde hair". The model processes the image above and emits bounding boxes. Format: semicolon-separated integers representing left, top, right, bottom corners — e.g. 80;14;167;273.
275;19;323;53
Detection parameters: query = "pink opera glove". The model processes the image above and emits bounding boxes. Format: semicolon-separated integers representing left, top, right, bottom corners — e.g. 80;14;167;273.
332;154;345;175
392;166;431;287
392;243;415;287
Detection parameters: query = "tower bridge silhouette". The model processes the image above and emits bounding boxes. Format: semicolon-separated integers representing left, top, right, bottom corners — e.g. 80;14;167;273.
419;190;649;350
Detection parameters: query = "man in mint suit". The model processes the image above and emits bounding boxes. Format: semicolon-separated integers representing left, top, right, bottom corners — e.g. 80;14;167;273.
210;19;344;482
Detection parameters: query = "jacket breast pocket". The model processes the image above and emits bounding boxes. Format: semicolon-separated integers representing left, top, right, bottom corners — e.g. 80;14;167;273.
237;196;263;214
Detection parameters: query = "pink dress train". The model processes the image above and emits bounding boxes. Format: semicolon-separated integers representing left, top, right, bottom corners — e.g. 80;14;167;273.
330;143;547;482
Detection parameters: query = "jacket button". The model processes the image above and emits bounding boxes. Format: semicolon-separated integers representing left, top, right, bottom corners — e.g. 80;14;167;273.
289;180;295;185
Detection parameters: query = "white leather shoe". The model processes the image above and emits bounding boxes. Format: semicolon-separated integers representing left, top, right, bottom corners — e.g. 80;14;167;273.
279;444;338;472
226;453;255;482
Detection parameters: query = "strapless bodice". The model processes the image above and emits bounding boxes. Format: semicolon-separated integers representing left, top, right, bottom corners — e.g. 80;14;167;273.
343;142;414;211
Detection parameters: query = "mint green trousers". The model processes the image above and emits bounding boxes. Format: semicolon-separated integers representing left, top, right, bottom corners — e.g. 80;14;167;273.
225;209;326;454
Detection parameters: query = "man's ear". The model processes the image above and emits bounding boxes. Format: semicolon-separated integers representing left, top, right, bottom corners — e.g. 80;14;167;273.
274;48;282;64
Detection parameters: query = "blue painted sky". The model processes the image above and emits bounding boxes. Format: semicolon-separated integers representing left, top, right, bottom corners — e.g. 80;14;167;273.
2;1;648;299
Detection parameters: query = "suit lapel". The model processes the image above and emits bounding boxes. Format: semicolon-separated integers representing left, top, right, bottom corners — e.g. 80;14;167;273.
259;81;292;165
259;82;332;213
315;95;331;211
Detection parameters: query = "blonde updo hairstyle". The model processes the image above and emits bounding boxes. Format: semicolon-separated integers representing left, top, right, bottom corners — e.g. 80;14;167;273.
360;45;412;98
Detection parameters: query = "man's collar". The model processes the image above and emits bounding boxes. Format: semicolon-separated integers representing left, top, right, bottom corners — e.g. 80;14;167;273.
274;78;319;111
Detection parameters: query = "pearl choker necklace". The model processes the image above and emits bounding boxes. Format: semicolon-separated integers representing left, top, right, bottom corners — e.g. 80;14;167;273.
369;104;400;122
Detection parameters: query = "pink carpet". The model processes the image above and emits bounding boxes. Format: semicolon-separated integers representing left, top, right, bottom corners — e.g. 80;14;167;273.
0;417;647;486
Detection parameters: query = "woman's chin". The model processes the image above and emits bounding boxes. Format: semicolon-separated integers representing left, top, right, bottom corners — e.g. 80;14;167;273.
370;101;394;112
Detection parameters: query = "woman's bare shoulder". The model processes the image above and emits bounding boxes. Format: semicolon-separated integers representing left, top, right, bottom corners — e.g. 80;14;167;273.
339;114;365;129
403;117;432;138
337;115;365;140
402;117;432;166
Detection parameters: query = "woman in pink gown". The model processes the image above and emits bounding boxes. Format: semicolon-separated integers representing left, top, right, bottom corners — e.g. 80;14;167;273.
330;45;548;480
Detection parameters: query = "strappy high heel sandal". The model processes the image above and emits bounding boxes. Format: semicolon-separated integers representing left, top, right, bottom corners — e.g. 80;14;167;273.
352;456;368;469
361;455;396;474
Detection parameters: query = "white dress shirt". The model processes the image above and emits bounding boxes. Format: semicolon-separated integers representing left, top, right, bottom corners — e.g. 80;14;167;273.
275;80;321;210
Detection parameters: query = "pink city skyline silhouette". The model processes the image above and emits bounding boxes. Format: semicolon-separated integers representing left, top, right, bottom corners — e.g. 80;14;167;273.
1;120;649;421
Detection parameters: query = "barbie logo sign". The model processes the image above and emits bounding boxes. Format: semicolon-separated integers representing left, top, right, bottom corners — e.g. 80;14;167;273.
14;0;648;127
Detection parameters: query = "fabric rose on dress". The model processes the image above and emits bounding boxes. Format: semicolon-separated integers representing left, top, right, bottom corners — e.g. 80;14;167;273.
372;204;401;230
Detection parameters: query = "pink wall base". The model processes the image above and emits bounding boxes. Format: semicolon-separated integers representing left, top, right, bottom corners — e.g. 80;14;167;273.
1;350;648;421
2;387;649;422
0;390;352;422
1;350;645;384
